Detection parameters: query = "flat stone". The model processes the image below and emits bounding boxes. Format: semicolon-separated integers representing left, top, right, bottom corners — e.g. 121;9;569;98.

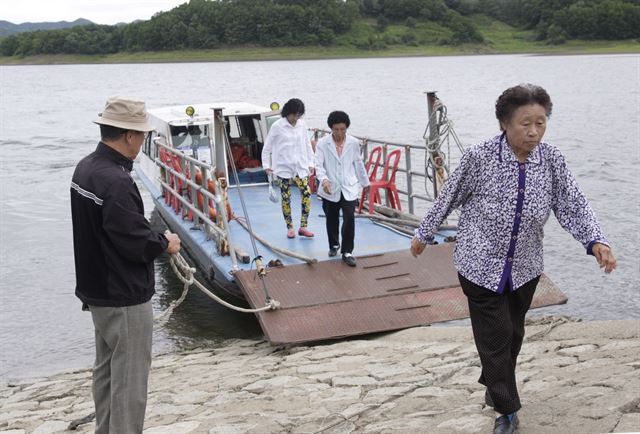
144;421;200;433
410;386;468;398
314;386;362;403
558;344;598;355
32;421;69;434
613;413;640;433
437;414;489;432
208;423;262;434
363;363;422;380
242;376;299;394
296;362;338;374
526;356;577;368
172;390;211;405
332;376;377;387
146;403;199;417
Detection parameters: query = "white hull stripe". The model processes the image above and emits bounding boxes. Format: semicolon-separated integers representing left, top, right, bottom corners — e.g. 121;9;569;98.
71;182;104;206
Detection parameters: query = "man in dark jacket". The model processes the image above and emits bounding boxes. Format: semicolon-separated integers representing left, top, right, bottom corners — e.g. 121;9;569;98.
71;96;180;433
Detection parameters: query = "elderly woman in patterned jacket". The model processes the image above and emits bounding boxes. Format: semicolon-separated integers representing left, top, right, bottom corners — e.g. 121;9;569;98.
410;84;617;434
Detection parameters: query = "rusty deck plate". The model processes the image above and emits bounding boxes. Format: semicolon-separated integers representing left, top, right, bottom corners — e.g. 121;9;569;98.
235;244;567;344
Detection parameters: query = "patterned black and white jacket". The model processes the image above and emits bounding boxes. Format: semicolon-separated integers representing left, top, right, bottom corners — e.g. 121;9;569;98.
415;133;609;293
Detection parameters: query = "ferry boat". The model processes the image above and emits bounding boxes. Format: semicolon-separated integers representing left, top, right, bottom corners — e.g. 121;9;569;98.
134;94;566;344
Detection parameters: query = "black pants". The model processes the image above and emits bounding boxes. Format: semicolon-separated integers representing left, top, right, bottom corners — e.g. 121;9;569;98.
459;273;539;415
322;194;357;254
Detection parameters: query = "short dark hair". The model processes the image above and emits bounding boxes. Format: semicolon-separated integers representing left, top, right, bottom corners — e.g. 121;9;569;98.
327;111;350;128
281;98;305;117
495;84;553;130
100;124;128;140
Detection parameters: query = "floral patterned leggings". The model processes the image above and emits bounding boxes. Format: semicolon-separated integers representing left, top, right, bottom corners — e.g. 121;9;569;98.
277;175;312;229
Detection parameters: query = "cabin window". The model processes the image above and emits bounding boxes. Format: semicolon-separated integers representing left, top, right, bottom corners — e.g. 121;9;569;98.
227;115;267;185
253;119;263;143
228;116;241;139
170;124;210;151
266;114;279;132
144;132;161;160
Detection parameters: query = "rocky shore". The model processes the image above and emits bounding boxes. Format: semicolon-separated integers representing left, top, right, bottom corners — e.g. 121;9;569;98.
1;317;639;434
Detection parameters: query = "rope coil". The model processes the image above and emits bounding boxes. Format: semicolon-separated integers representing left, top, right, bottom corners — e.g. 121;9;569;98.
154;252;280;325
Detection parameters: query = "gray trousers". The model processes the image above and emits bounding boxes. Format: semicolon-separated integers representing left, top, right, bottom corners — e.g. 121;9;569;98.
89;300;153;434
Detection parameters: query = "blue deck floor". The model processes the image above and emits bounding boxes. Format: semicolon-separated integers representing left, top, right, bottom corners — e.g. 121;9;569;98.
225;184;414;267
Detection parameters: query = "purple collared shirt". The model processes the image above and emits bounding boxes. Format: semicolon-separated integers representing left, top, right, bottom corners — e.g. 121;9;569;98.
415;134;609;293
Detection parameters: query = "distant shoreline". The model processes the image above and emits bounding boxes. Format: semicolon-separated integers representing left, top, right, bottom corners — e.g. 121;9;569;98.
1;41;639;65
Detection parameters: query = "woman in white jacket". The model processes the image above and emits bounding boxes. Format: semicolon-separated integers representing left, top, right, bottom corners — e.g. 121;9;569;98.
261;98;315;239
314;111;370;267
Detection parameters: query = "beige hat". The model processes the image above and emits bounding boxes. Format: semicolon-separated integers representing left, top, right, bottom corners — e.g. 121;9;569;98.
94;96;154;132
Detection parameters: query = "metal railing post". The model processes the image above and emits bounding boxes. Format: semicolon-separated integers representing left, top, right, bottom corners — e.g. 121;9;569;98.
426;91;440;200
405;145;413;214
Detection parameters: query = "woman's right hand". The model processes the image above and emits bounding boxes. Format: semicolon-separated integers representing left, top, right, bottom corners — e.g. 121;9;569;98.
592;243;617;273
265;169;273;175
410;236;426;257
164;232;181;254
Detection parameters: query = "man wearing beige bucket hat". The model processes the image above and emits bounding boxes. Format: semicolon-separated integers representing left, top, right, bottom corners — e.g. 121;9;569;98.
70;96;181;433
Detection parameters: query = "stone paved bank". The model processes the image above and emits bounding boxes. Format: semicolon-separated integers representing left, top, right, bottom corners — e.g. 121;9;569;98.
1;318;639;434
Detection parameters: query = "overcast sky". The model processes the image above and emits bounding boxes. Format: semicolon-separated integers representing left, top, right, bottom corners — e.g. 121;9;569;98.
2;0;188;25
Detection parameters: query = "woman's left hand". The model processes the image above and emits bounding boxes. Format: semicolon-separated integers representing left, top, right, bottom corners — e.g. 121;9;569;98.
592;243;617;273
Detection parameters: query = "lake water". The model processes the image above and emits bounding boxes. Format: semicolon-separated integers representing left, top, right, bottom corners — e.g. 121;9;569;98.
1;54;638;381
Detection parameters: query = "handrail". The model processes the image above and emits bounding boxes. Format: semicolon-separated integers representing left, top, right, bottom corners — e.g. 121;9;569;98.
310;92;465;215
156;140;212;170
158;178;226;239
312;128;426;150
155;160;227;239
152;137;237;262
312;129;435;211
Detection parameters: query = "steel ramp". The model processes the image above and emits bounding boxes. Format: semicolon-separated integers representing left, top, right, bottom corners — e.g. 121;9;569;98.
234;244;567;345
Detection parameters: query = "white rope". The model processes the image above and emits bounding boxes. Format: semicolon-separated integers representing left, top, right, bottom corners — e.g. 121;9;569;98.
154;252;280;324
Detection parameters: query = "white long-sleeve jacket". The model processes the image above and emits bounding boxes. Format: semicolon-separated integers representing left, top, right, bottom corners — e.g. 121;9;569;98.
261;117;314;179
314;134;370;202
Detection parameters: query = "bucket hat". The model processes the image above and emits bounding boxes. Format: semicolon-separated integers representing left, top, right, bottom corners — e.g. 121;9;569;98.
94;96;154;132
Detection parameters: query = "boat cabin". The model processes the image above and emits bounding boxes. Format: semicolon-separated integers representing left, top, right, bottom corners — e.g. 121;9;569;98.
144;103;280;185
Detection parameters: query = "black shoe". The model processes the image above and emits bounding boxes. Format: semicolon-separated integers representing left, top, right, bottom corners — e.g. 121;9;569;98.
342;253;357;267
485;389;494;407
493;413;519;434
328;245;339;257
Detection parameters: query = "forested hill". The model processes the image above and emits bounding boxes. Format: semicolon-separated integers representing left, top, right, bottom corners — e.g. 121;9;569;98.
2;0;639;57
0;19;93;38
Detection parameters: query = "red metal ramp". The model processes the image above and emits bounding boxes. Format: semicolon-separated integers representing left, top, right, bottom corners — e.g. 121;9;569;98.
234;244;567;345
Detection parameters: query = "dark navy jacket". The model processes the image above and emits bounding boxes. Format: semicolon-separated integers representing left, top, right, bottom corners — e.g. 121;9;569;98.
71;142;168;307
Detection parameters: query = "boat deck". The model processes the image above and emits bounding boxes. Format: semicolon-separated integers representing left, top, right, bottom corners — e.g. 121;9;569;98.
235;244;567;344
224;184;432;267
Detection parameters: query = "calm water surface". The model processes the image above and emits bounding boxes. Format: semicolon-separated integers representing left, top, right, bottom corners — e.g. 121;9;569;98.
1;54;638;381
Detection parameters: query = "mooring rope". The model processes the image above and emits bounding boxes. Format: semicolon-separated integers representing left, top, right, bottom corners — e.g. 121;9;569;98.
154;252;280;324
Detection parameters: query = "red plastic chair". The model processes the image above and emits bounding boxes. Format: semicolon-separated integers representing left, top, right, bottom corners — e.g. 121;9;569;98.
359;149;402;214
358;146;382;212
365;146;382;181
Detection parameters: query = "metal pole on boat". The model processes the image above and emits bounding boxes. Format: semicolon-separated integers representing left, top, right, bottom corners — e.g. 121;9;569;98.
213;108;239;272
405;145;414;214
212;107;225;178
426;91;440;199
215;111;275;304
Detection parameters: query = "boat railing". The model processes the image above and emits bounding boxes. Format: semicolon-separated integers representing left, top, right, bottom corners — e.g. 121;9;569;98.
312;129;430;216
152;138;244;266
311;92;464;217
